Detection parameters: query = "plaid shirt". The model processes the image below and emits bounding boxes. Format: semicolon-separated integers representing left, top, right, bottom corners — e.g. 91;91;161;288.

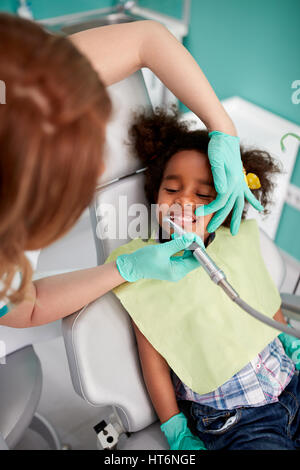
155;228;295;409
171;337;295;409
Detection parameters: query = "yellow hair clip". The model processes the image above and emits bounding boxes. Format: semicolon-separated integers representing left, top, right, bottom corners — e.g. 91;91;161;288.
243;167;261;189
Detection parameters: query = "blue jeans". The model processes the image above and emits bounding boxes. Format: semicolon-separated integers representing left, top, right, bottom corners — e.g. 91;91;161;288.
180;370;300;450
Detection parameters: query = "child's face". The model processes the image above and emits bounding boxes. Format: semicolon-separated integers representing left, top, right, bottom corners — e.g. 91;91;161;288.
156;149;217;242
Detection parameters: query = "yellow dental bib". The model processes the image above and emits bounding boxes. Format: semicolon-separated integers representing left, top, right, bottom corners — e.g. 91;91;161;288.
105;219;281;395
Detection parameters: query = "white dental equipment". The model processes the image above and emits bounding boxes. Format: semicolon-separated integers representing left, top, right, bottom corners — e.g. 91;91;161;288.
163;216;300;339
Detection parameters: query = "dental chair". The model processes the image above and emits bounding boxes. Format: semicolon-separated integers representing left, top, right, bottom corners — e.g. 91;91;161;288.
62;71;300;450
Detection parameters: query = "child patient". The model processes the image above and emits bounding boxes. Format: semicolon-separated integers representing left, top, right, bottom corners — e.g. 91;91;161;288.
105;105;300;451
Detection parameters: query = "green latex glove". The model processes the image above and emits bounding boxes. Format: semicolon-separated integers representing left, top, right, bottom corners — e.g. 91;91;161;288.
116;233;202;282
278;332;300;370
171;231;205;259
160;412;206;451
195;131;264;235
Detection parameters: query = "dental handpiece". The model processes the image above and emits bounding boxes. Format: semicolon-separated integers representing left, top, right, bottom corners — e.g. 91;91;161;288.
163;216;237;295
163;216;300;339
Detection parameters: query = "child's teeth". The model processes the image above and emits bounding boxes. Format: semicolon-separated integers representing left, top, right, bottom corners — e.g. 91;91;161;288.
173;216;193;223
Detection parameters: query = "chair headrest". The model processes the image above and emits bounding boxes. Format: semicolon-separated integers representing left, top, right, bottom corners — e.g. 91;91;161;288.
99;70;152;187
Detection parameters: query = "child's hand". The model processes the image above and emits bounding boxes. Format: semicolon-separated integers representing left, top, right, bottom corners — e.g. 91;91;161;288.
160;412;206;450
195;131;264;236
278;332;300;370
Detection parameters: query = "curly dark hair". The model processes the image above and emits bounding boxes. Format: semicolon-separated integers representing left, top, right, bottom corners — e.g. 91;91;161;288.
126;104;283;230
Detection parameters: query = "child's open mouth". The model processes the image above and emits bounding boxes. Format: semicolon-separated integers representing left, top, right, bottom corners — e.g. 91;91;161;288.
168;212;196;227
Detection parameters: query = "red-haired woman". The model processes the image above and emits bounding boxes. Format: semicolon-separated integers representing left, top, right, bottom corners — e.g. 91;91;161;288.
0;13;261;329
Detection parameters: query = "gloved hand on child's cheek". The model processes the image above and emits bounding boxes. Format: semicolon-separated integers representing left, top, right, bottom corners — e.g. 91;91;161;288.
160;412;206;451
196;131;264;236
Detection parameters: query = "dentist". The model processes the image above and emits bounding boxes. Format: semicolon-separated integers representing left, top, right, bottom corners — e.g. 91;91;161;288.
0;13;262;329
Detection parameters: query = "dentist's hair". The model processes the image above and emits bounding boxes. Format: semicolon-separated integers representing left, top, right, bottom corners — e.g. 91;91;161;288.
127;104;282;223
0;13;112;304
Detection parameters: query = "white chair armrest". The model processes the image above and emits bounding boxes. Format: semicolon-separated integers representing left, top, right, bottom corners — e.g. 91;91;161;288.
62;292;157;433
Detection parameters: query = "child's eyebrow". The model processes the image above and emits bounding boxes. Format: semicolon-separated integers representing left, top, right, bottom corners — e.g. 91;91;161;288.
163;174;214;187
163;175;181;181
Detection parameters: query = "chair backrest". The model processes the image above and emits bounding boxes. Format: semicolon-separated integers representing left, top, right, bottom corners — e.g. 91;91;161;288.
97;70;152;187
258;228;286;290
63;70;158;432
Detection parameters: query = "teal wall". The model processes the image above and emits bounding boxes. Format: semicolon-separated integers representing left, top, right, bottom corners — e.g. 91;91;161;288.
181;0;300;126
138;0;183;19
1;0;299;260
